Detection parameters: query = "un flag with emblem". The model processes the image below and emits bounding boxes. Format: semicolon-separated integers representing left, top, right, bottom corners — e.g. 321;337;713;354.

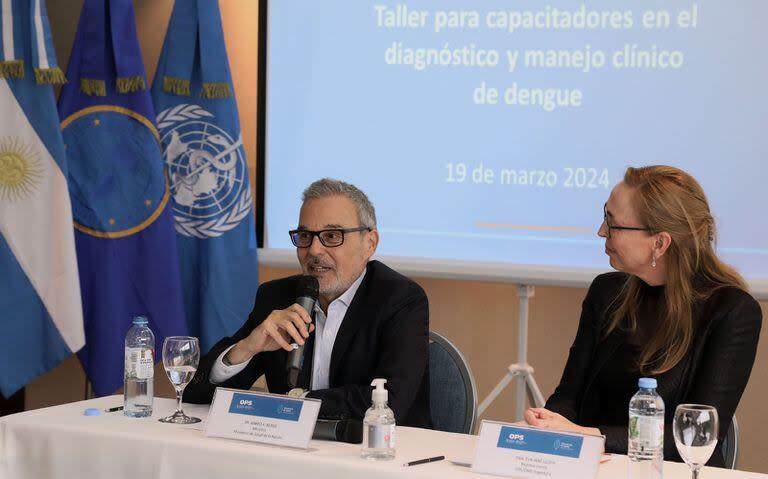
151;0;258;353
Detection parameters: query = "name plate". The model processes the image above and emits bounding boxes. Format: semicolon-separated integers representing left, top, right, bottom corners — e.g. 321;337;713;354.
472;421;604;479
205;387;321;449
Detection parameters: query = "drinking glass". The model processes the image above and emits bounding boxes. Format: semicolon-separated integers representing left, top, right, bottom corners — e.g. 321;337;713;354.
159;336;201;424
673;404;719;479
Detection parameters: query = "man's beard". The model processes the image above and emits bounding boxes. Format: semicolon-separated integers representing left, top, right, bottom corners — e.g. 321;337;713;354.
304;256;345;297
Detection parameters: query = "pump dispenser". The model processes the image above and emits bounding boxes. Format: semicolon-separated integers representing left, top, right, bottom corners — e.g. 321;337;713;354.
361;378;396;460
371;378;388;406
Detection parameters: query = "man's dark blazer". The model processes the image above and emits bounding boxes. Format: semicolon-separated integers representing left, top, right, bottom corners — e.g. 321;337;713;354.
184;260;431;428
546;272;762;467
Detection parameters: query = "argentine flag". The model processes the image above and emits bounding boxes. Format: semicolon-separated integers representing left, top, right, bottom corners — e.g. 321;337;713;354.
0;0;84;397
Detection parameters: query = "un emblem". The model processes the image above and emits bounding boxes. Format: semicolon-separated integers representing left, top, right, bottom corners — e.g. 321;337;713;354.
157;104;251;239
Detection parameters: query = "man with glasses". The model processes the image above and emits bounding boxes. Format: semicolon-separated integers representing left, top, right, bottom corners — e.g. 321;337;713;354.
185;178;431;428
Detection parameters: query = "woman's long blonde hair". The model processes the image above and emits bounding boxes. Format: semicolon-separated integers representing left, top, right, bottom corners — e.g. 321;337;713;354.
605;166;746;375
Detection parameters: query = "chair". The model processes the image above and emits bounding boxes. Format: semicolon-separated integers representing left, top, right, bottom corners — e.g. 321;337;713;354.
428;331;477;434
721;415;739;469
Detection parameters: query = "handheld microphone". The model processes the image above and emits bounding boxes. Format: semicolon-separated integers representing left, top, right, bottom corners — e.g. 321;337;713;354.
286;275;319;388
312;418;363;444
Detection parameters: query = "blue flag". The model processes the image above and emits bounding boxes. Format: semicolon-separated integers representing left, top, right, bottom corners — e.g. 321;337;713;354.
151;0;258;353
58;0;188;396
0;0;83;397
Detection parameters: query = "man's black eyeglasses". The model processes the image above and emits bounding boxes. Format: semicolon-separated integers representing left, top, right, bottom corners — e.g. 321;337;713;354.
603;205;650;239
289;227;371;248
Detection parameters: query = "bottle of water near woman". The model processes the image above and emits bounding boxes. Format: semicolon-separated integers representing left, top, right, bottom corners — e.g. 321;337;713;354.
124;316;155;417
628;377;665;479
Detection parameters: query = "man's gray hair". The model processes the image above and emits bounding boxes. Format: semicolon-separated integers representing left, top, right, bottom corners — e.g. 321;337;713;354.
302;178;377;229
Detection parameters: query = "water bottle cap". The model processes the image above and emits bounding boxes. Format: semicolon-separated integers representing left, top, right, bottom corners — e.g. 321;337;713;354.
638;377;657;389
133;316;148;325
83;408;101;416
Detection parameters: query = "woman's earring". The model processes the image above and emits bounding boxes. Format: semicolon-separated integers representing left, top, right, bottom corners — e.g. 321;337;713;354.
651;255;657;268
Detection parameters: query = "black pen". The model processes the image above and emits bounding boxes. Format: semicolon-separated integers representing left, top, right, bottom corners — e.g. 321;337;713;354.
403;455;445;467
104;406;123;412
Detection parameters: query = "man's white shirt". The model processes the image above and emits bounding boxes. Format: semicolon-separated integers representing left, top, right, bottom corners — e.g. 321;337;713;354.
210;270;367;390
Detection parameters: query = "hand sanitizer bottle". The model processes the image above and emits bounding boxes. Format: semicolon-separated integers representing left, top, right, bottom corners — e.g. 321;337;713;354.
361;378;396;460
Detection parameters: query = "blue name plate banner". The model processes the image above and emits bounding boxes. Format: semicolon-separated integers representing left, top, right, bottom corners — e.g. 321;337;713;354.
228;392;303;422
496;425;583;458
473;421;604;479
205;388;321;449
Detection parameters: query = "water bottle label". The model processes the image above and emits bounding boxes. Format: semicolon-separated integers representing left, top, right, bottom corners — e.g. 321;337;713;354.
629;415;663;448
367;424;395;449
125;347;154;379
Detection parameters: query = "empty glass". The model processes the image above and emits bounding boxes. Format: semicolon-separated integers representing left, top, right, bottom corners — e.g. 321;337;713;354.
673;404;719;479
158;336;201;424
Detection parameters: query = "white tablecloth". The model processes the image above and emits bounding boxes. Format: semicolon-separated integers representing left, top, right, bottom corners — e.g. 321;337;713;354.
0;396;764;479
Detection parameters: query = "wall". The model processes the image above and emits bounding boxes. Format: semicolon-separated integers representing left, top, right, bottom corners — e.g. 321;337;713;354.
28;0;768;473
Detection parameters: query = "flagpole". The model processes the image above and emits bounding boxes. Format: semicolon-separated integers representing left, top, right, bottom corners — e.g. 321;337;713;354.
84;379;95;400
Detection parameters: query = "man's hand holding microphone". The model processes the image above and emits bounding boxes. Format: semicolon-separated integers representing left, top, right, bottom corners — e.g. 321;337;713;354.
224;303;314;365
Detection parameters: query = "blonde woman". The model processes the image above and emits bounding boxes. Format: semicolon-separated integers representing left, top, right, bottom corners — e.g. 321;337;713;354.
524;166;762;467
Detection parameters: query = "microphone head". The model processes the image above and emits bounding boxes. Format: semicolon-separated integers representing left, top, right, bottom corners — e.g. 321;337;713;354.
338;419;363;444
296;275;319;300
313;418;363;444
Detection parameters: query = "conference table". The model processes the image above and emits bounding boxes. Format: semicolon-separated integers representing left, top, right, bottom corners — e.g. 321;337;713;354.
1;396;765;479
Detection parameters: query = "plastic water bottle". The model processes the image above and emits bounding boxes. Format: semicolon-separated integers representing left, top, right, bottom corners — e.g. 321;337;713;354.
124;316;155;417
362;378;396;460
628;377;665;479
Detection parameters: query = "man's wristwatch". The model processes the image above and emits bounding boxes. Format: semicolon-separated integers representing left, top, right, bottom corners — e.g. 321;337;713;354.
287;388;307;398
222;350;234;366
